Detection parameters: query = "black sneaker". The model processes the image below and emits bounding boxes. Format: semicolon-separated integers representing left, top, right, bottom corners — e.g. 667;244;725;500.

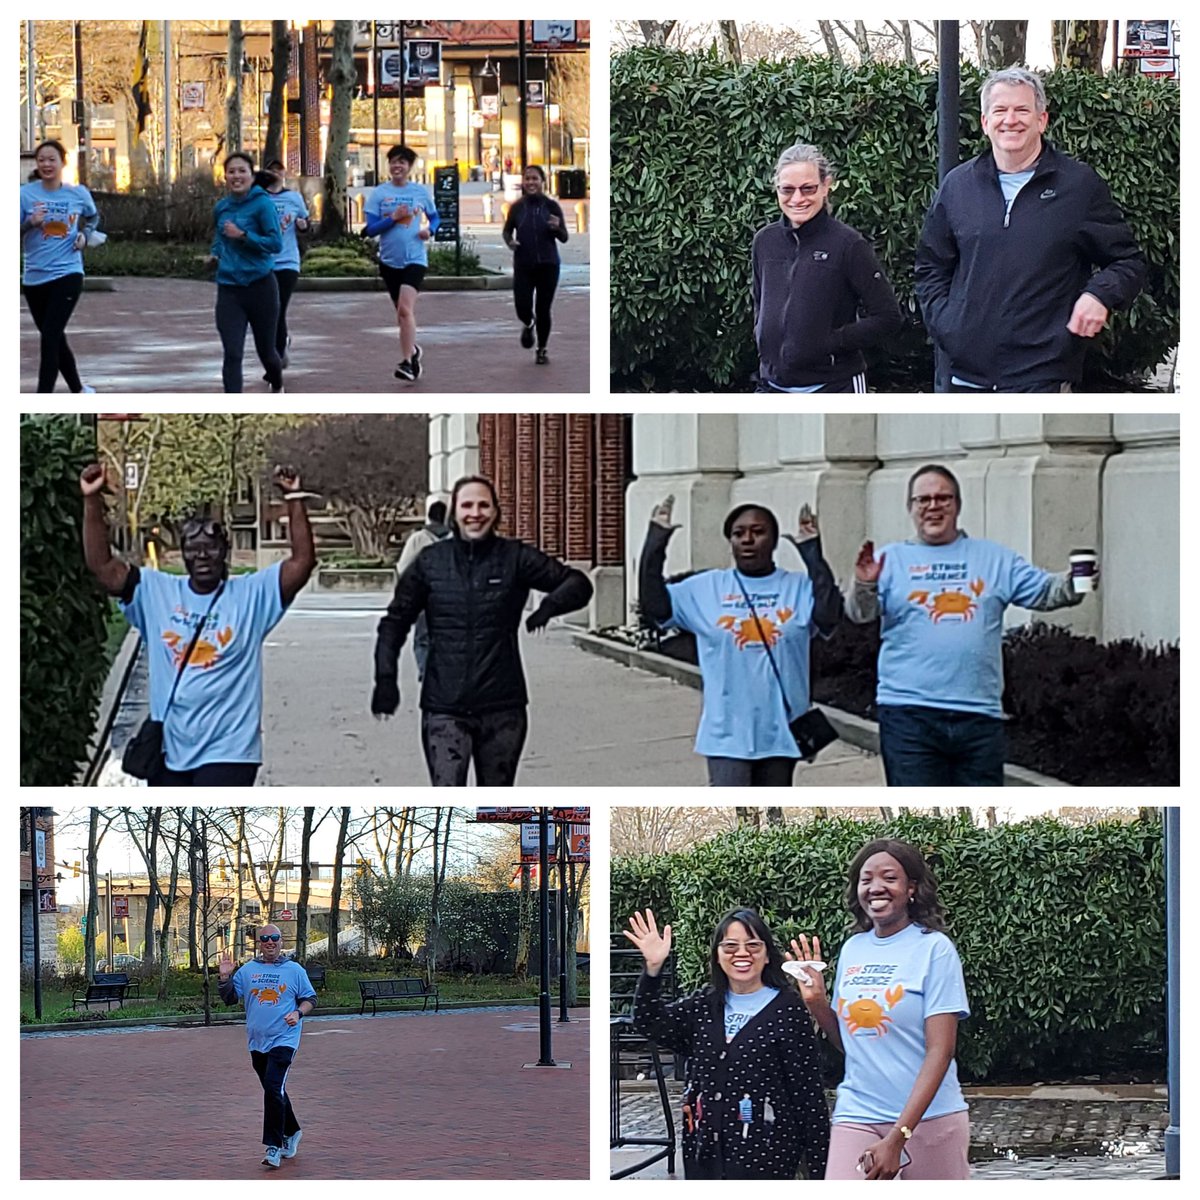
411;344;423;380
520;321;535;350
271;383;286;393
536;348;548;365
395;360;416;381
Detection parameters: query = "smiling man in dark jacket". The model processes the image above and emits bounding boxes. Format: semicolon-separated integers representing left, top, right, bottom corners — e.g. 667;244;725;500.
915;66;1145;393
371;473;593;785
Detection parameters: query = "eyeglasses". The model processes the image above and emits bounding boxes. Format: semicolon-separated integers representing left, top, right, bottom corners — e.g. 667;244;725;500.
717;940;765;955
776;184;823;199
181;518;227;542
259;933;282;942
909;495;956;510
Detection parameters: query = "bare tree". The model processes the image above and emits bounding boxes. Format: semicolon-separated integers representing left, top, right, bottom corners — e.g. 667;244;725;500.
564;857;589;1005
765;808;785;827
637;21;678;46
225;20;244;154
1052;20;1107;72
610;807;737;856
817;21;844;64
84;808;118;979
973;20;1029;69
187;806;200;969
426;808;455;982
716;21;742;65
327;806;351;962
735;807;761;829
295;806;315;962
320;20;355;239
264;20;290;166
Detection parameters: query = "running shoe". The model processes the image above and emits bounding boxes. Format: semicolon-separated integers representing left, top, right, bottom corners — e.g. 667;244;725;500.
536;348;548;365
283;1129;303;1159
271;385;286;393
80;384;97;393
395;360;416;381
262;1146;283;1169
412;344;423;380
520;321;535;350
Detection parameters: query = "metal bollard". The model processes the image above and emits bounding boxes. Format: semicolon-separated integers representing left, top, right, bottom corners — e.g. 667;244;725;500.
481;192;494;223
575;201;588;234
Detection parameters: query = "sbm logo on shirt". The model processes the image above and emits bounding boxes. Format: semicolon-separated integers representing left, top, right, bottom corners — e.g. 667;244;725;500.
40;207;77;240
905;561;986;624
162;621;234;669
716;606;793;649
837;985;906;1036
249;982;290;1006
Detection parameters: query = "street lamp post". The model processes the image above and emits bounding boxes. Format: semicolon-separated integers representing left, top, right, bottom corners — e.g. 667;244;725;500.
28;808;43;1020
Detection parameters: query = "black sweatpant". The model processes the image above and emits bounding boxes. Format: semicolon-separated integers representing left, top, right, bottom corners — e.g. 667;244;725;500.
421;708;529;786
250;1045;300;1150
513;262;560;349
148;761;260;787
274;269;300;358
25;273;84;393
216;274;282;393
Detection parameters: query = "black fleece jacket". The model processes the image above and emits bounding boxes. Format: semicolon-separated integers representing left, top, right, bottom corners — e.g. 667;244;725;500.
914;142;1146;388
374;532;593;715
752;208;903;388
502;193;569;270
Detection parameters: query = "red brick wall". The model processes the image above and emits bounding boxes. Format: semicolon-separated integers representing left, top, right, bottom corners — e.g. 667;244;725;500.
493;415;517;536
515;415;539;543
565;415;594;560
479;413;496;484
539;414;566;557
595;414;626;567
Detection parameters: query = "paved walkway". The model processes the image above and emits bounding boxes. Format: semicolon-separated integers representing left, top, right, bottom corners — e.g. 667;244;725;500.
21;1007;588;1179
247;589;883;787
20;275;589;393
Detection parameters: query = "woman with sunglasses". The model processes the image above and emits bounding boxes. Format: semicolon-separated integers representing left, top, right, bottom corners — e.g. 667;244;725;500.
788;839;970;1179
625;907;829;1179
752;142;902;393
80;462;316;786
637;494;842;786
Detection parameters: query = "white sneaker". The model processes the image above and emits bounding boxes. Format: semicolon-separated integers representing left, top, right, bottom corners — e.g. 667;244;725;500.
80;384;96;394
283;1129;303;1159
262;1146;282;1169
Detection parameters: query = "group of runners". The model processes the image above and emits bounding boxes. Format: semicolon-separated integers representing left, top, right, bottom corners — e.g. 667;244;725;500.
21;141;570;392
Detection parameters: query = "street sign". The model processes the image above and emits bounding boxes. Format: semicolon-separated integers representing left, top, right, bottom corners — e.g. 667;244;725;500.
125;461;139;490
532;20;578;48
526;80;546;109
112;895;129;919
433;166;459;244
279;909;294;921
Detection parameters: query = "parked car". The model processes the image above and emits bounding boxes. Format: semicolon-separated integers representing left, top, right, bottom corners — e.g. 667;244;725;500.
97;954;142;972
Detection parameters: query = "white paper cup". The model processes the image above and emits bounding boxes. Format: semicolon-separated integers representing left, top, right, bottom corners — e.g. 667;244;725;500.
1069;549;1099;594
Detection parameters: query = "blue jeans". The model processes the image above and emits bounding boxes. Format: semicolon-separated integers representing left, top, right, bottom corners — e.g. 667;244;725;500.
877;704;1006;786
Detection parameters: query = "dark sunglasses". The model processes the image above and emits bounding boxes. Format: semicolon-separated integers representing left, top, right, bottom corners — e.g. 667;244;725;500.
259;933;282;942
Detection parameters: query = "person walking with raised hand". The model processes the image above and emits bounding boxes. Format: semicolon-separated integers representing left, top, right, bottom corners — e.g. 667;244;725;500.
20;140;101;393
503;165;569;365
208;152;285;393
218;926;318;1170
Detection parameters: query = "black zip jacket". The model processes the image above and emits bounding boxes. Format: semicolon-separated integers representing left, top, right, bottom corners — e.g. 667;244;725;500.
502;193;569;270
374;532;592;715
633;972;829;1179
752;209;903;388
914;142;1146;388
638;522;844;636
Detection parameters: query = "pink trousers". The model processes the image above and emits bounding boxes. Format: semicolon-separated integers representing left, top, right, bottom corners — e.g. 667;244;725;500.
826;1111;971;1180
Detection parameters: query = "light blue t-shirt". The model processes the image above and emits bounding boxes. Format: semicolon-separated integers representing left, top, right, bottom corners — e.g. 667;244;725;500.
20;181;99;285
268;189;310;273
724;986;780;1041
873;535;1054;717
231;958;317;1053
119;563;288;771
831;923;969;1125
366;181;439;268
667;567;815;759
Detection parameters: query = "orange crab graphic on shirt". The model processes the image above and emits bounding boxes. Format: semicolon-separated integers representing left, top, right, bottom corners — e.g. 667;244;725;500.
716;607;794;650
250;983;288;1006
908;579;986;623
162;625;234;669
838;985;906;1036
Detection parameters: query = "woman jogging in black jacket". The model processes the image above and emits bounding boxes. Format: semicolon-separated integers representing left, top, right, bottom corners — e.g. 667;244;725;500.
502;165;568;365
371;474;593;785
752;142;902;393
626;906;830;1179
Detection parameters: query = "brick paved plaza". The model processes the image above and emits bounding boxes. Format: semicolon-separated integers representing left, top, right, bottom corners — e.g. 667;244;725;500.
19;275;589;394
21;1007;589;1179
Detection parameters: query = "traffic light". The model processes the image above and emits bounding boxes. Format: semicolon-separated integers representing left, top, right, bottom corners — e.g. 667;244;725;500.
73;861;81;878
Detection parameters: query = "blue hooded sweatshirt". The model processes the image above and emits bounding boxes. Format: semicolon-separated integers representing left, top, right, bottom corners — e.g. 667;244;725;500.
211;185;282;286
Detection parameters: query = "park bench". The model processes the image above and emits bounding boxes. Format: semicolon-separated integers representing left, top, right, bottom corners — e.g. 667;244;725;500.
72;982;127;1012
94;972;140;999
302;963;326;990
357;977;439;1015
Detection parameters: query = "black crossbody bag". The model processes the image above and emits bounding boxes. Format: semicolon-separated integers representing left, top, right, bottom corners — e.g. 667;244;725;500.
734;571;839;762
122;582;225;781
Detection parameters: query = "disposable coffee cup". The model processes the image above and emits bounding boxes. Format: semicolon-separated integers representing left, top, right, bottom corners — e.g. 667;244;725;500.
1069;549;1099;594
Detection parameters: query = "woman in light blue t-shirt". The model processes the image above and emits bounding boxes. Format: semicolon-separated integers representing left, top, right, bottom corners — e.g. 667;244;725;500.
789;838;971;1179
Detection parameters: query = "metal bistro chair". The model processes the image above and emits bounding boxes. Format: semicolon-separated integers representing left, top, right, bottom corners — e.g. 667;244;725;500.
610;941;679;1179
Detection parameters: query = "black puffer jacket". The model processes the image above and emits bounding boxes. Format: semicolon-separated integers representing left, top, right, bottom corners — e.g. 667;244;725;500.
374;533;593;715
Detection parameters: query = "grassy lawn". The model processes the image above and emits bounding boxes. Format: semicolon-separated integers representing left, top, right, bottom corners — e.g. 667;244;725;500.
104;599;129;665
21;967;589;1025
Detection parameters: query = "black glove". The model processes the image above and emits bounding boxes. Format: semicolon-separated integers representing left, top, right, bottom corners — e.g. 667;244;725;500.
525;605;552;634
371;677;400;716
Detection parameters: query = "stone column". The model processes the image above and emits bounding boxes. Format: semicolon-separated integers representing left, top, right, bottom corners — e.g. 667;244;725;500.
428;413;477;500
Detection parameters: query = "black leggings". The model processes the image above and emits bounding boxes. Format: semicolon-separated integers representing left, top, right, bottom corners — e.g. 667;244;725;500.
149;761;260;787
274;269;300;357
706;756;798;787
215;274;282;393
25;273;84;393
513;262;560;349
421;708;529;786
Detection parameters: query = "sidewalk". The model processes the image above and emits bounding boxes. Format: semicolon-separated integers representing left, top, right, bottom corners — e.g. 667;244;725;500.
21;275;588;393
253;589;882;787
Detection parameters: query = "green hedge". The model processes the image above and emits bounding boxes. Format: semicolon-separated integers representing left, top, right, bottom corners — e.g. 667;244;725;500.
611;50;1179;391
20;417;111;786
612;814;1166;1081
